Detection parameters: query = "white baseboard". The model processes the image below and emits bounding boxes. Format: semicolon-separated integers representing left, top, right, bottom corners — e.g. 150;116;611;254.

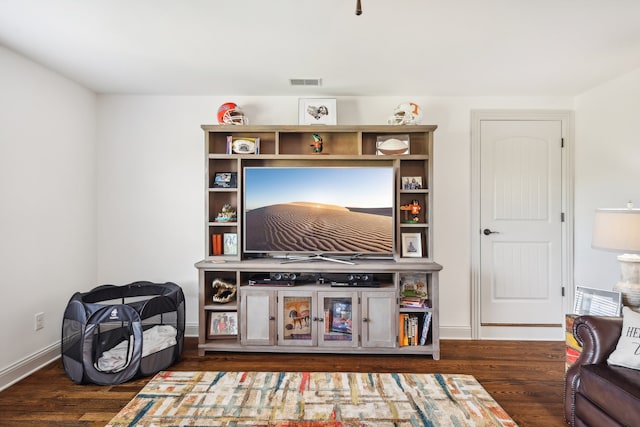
436;324;564;341
185;322;199;338
439;326;472;339
479;325;564;340
0;341;60;392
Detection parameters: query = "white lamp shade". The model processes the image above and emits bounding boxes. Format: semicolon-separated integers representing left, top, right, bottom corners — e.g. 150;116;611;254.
592;208;640;253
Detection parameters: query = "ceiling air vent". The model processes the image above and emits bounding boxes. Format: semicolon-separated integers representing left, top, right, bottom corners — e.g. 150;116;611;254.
290;78;322;87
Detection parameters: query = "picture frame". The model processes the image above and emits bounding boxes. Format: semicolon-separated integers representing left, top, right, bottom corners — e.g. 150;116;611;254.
212;172;237;188
402;176;423;190
376;134;410;155
298;98;337;125
401;233;423;258
574;286;622;316
207;311;238;339
226;136;260;154
223;232;238;255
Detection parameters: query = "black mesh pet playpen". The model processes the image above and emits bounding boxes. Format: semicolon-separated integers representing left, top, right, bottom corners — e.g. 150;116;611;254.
62;281;185;385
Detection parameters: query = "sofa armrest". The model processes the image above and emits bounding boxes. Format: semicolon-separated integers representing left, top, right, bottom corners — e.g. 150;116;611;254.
573;315;623;364
563;315;623;425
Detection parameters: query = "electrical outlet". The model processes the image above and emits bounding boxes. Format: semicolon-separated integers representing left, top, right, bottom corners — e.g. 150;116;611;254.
35;312;44;331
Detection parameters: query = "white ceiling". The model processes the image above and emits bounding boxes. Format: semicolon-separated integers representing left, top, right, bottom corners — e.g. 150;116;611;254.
1;0;640;96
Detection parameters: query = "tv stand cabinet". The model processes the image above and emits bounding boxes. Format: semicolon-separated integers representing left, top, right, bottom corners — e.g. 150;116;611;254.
196;125;441;358
196;259;442;358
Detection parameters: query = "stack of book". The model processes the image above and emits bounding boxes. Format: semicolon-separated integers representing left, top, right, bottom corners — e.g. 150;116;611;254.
399;312;432;346
400;296;430;308
211;234;223;255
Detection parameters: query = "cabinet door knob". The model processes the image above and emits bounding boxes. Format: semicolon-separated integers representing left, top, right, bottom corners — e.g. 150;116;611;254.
362;317;369;322
269;316;275;321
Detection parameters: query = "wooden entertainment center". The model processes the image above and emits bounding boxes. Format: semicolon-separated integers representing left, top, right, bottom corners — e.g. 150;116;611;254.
195;125;442;358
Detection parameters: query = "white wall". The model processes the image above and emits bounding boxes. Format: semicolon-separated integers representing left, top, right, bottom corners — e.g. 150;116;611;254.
4;41;639;386
574;69;640;290
0;46;96;378
96;95;574;336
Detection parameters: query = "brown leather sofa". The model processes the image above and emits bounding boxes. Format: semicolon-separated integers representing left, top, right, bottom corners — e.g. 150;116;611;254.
564;315;640;426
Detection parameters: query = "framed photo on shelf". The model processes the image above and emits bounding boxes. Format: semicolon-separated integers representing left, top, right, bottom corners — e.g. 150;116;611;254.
223;233;238;255
401;233;423;258
574;286;622;316
212;172;237;188
402;176;423;190
376;134;410;155
298;98;337;125
207;311;238;339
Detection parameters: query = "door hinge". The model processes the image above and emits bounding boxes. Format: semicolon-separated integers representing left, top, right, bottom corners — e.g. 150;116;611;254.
561;212;565;222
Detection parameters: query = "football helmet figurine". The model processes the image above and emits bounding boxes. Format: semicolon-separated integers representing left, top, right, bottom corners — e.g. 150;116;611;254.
388;102;422;125
217;102;248;125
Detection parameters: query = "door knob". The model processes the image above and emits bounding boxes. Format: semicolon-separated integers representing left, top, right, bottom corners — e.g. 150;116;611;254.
483;228;499;236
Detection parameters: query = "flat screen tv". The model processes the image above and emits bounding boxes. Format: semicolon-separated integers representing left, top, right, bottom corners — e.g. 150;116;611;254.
243;166;395;263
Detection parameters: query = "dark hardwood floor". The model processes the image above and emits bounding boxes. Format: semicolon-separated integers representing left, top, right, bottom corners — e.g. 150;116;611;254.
0;338;567;426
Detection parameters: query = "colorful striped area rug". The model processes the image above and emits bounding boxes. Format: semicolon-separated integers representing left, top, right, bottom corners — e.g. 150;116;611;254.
106;371;518;426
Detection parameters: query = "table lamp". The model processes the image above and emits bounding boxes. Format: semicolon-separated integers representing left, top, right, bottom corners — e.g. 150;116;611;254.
591;204;640;311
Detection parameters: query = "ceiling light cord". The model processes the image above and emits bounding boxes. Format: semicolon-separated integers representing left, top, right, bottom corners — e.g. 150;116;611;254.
355;0;362;15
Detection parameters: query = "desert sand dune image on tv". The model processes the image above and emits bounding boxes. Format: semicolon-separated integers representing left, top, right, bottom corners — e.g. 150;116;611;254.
243;166;394;255
245;202;393;253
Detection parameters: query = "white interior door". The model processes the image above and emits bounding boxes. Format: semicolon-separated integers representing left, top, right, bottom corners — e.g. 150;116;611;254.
480;120;563;326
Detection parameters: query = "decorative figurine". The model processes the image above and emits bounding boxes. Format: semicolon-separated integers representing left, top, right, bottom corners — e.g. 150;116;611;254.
388;102;422;125
310;133;323;153
400;200;421;223
211;278;237;303
214;204;237;222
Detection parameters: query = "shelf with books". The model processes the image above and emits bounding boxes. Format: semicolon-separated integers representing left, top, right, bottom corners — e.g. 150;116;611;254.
398;271;433;347
399;311;432;347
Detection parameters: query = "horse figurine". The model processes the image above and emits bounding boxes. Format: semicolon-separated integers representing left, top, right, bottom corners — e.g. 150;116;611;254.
289;309;310;329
